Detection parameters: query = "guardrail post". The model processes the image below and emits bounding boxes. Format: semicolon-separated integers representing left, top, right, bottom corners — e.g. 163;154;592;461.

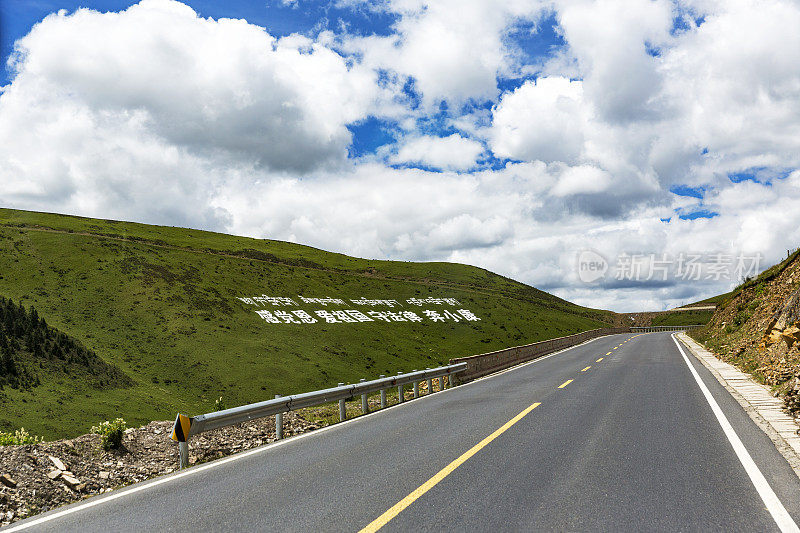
275;394;283;440
179;441;189;469
413;371;419;398
379;375;387;409
360;378;369;414
397;371;404;403
426;368;433;395
439;376;445;391
338;382;346;421
450;373;458;387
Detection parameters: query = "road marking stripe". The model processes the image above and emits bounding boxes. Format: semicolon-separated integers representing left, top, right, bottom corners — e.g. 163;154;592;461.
671;335;799;533
359;402;541;533
606;352;612;355
596;358;603;362
581;366;591;372
558;379;573;389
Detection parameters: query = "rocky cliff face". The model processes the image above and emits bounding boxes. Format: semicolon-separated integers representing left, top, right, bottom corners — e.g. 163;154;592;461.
691;250;800;414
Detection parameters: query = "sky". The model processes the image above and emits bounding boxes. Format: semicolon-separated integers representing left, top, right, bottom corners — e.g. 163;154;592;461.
1;0;799;312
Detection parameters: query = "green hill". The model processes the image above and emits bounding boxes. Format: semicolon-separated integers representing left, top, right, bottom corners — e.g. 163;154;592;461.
0;208;616;439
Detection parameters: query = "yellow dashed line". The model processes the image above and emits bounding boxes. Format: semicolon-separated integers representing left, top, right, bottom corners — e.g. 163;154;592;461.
596;357;603;362
606;352;612;356
581;366;591;372
358;401;542;532
558;379;573;389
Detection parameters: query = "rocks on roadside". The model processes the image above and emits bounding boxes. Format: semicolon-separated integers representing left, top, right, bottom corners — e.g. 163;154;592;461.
0;412;317;527
61;475;82;490
48;456;66;472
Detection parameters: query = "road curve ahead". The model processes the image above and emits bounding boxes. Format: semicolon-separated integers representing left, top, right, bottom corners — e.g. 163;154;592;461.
10;333;800;532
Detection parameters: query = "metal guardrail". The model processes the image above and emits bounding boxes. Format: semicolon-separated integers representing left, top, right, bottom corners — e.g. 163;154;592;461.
449;327;630;382
631;325;703;333
171;363;467;468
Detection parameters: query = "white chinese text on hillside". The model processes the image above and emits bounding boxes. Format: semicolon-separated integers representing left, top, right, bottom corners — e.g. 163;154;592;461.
236;296;481;324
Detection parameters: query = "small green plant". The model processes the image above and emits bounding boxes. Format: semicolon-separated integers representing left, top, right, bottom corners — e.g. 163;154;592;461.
0;427;42;445
213;396;226;411
91;418;127;450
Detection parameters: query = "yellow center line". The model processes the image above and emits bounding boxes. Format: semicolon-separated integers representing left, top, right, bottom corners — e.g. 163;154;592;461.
558;379;573;389
596;357;603;362
614;346;618;350
358;401;542;532
581;366;591;372
606;352;612;356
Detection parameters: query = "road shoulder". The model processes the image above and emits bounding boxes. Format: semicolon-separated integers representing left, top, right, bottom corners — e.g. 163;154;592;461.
677;332;800;477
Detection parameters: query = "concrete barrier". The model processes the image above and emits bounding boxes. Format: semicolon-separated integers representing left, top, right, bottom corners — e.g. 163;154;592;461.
449;327;630;383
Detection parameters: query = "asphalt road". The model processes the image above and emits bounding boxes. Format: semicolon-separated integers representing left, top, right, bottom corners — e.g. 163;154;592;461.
10;333;800;532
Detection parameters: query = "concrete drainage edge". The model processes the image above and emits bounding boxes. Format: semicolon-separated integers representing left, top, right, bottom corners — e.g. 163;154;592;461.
676;332;800;479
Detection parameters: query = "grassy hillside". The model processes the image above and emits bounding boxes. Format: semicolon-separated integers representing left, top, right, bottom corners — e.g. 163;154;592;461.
0;208;616;439
687;293;731;307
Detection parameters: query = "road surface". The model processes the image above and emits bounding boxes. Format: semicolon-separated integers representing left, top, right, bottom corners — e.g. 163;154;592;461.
10;333;800;532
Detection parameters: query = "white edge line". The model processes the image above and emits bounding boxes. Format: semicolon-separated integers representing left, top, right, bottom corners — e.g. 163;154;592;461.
6;333;628;531
672;334;800;533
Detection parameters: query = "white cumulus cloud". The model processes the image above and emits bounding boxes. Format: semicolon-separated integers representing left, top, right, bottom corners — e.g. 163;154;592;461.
390;133;484;171
550;164;612;197
341;0;548;107
0;0;386;228
490;76;587;163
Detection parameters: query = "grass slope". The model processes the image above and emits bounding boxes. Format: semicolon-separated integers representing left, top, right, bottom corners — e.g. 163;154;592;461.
687;292;734;308
0;208;615;439
651;309;714;326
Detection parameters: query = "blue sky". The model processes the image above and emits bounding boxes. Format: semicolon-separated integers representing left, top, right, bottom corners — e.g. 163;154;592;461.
1;0;799;311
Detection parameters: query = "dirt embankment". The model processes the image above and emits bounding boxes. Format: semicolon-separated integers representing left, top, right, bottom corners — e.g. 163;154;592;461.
690;251;800;415
0;413;317;527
